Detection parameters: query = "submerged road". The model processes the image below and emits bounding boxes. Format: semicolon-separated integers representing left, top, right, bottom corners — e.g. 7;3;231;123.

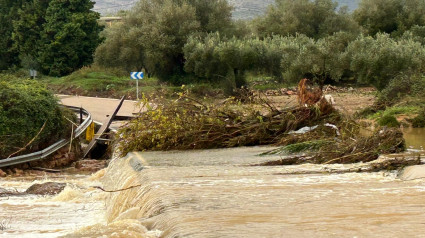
81;147;425;237
57;95;141;129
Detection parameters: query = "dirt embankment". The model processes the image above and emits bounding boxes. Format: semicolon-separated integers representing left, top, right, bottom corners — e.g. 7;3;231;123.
263;86;376;116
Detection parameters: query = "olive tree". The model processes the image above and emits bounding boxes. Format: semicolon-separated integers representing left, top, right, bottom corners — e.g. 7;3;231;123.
345;33;425;90
354;0;425;36
253;0;359;39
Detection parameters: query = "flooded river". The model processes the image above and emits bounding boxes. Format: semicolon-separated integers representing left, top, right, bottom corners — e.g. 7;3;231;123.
0;130;424;237
0;172;106;237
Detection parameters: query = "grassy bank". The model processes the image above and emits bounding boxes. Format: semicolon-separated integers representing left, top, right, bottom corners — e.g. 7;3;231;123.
35;67;295;99
38;66;176;99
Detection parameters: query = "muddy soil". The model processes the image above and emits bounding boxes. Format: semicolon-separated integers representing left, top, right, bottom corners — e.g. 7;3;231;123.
265;90;376;115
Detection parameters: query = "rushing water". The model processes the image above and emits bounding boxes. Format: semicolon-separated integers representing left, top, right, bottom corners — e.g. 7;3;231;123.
0;130;424;237
0;172;106;237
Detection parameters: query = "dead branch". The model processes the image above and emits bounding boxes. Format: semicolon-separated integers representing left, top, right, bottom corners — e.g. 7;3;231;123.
92;184;142;193
7;120;47;159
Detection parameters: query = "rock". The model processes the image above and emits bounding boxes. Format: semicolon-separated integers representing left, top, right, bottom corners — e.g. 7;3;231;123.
0;169;6;177
0;187;20;197
75;160;108;172
25;182;66;195
12;168;23;176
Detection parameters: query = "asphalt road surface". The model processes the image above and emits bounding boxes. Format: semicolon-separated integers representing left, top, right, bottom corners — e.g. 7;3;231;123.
58;95;141;129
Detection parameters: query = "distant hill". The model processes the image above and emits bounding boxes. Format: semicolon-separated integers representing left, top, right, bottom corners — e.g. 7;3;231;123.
94;0;360;19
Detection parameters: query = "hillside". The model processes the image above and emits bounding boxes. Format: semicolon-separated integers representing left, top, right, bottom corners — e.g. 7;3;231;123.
94;0;360;18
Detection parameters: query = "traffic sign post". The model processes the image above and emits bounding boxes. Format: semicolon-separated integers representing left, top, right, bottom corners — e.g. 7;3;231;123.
29;69;37;79
131;72;144;99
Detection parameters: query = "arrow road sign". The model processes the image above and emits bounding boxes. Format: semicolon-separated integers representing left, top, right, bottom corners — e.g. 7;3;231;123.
130;72;144;100
131;72;144;80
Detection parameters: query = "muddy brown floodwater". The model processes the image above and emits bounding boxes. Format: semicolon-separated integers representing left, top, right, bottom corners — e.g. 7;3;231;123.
0;132;424;237
403;128;425;151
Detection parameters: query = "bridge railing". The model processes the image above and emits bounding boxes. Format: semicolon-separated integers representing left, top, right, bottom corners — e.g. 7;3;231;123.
0;106;92;168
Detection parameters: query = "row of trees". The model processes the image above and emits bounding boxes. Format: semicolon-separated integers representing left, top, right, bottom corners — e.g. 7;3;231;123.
184;32;425;90
0;0;103;76
3;0;425;89
95;0;235;80
254;0;425;38
94;0;425;90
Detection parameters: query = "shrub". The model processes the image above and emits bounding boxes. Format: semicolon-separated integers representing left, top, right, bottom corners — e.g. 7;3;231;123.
0;78;71;159
345;34;425;90
411;109;425;128
377;74;425;107
377;114;400;127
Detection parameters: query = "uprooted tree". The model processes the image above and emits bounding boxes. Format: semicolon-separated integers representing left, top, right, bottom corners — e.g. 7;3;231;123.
117;79;407;167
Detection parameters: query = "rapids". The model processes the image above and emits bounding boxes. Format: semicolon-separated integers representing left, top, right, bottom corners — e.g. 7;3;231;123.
0;130;424;237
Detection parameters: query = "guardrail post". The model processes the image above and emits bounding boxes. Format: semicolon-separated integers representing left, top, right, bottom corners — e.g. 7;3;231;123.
80;107;83;124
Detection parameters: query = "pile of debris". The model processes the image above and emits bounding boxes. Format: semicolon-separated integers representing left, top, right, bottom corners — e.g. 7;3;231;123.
117;79;340;156
263;127;406;164
118;79;409;170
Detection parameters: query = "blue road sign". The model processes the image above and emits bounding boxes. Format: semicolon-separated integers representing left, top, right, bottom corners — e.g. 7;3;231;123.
131;72;144;80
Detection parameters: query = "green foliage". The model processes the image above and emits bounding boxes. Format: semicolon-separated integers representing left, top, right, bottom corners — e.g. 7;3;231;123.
11;0;49;70
39;66;212;99
354;0;425;36
401;25;425;45
0;0;29;70
377;114;400;127
116;90;336;155
186;0;233;33
38;0;103;76
253;0;360;39
369;106;420;120
377;74;425;107
1;0;103;76
184;32;355;86
0;77;70;159
94;0;233;81
345;33;425;90
261;139;333;155
280;32;355;84
411;109;425;128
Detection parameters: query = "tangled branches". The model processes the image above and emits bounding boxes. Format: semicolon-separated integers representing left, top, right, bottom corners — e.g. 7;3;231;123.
265;127;406;164
117;91;337;156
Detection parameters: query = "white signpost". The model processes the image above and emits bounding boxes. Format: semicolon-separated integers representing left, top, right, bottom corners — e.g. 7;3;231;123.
131;72;144;99
29;69;37;79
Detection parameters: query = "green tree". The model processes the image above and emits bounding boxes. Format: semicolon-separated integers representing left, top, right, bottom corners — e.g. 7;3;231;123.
184;34;266;88
95;0;233;81
354;0;425;36
0;0;30;70
253;0;359;39
281;32;355;86
345;33;425;90
401;25;425;45
186;0;233;33
38;0;103;76
11;0;50;70
183;33;227;80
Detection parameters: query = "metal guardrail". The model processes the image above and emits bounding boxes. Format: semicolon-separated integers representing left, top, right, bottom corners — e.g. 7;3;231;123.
0;106;93;168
